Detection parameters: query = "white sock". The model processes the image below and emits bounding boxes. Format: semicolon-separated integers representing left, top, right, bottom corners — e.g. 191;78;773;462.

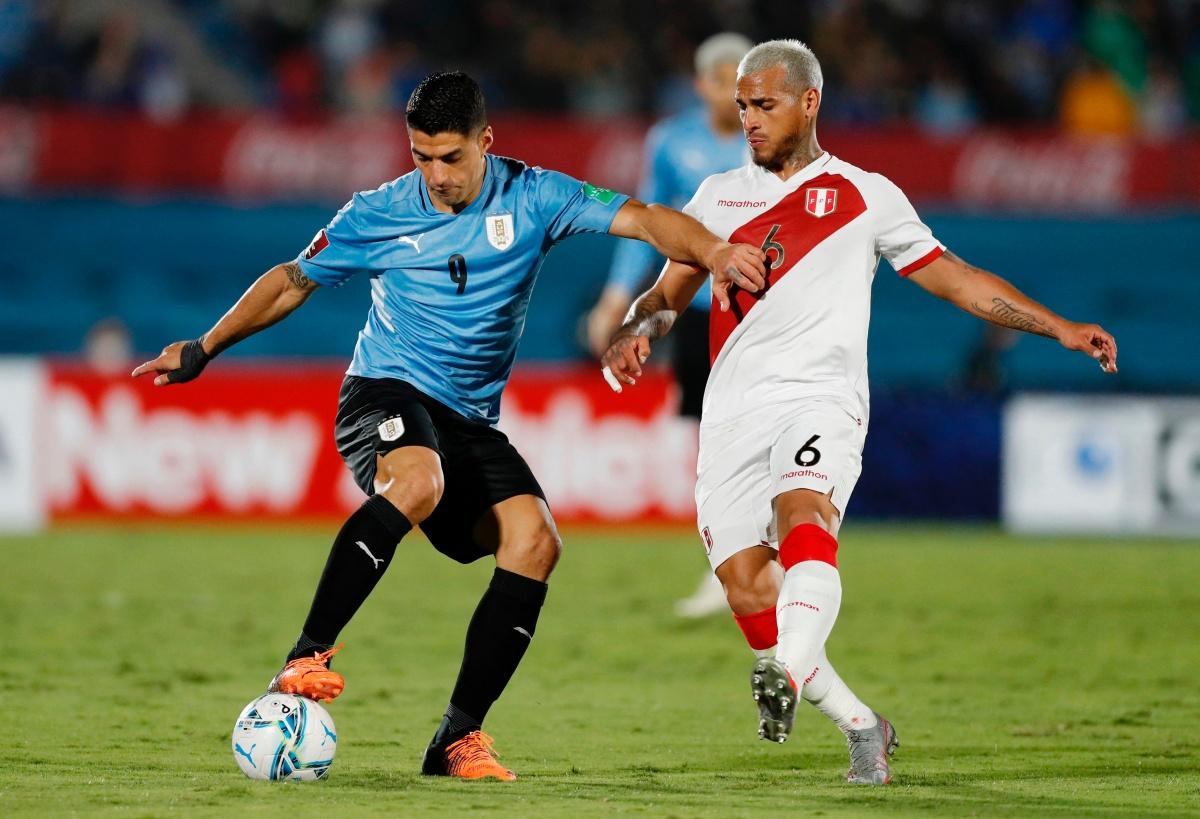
776;559;842;680
799;647;877;732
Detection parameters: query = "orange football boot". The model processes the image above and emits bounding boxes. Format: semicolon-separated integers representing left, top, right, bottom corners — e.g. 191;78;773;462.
442;732;516;781
267;644;344;703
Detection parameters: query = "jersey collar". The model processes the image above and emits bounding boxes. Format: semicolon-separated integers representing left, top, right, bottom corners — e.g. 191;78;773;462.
752;151;833;189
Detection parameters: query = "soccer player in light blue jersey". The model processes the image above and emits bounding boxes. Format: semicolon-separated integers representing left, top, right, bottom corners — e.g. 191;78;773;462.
133;71;766;780
587;33;752;619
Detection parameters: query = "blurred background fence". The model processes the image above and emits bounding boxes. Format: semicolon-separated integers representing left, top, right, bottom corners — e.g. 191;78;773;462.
0;0;1196;534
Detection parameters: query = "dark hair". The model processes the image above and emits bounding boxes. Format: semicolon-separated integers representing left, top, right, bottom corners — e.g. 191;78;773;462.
405;71;488;136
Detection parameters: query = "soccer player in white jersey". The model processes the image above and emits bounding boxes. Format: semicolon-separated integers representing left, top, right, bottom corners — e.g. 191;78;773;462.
601;40;1118;785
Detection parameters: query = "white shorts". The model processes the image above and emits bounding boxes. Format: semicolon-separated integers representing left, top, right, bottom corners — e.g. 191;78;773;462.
695;400;866;571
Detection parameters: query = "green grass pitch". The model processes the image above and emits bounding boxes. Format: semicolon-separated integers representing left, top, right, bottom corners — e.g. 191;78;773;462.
2;523;1198;817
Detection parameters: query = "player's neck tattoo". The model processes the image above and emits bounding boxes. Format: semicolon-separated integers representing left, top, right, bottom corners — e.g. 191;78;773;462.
772;136;824;180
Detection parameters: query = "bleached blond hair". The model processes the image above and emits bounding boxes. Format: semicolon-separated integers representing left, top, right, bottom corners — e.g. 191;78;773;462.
737;39;823;93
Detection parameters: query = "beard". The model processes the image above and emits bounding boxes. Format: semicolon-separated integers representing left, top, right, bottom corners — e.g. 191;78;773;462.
750;129;806;171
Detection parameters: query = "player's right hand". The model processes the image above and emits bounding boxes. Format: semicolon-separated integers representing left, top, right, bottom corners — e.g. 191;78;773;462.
710;242;767;313
1058;322;1119;374
600;334;651;392
131;339;212;386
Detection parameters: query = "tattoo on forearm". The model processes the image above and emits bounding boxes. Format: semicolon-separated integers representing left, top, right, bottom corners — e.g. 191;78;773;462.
971;297;1057;338
620;290;677;342
283;262;311;290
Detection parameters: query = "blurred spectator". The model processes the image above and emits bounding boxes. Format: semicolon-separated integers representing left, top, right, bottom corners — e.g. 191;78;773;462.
959;325;1019;396
1060;54;1138;135
1141;57;1187;137
0;0;1193;133
915;57;980;135
84;318;133;376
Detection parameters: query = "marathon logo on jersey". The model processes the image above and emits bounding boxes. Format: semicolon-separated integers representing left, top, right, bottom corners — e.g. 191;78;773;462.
804;188;838;218
303;229;329;259
377;415;405;442
485;213;515;251
701;526;713;554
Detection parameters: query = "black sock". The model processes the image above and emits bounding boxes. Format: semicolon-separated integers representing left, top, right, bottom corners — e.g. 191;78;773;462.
438;567;548;741
287;494;412;661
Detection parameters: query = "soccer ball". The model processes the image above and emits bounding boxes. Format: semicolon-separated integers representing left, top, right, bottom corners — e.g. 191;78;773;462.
232;693;337;781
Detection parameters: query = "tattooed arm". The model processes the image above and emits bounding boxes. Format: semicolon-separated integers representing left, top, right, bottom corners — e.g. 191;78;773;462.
907;250;1118;373
601;259;710;388
132;261;319;385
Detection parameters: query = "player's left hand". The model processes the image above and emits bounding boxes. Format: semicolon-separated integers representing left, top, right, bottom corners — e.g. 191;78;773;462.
600;334;651;392
1058;322;1118;374
708;243;767;312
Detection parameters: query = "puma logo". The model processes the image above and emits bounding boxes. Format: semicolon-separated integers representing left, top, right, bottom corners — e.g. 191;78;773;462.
397;234;423;252
234;742;257;768
356;541;385;569
320;721;337;745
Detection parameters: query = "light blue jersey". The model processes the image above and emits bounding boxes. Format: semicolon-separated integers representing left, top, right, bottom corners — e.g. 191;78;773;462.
606;108;747;310
297;154;629;425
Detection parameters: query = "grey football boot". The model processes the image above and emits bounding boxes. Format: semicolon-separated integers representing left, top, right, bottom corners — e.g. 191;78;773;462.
750;657;797;743
845;712;899;785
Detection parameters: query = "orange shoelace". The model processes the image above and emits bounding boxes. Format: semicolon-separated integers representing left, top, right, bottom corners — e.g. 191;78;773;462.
444;731;512;778
289;643;343;670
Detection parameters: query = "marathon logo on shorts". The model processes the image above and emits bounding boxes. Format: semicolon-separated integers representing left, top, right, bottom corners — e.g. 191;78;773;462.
377;416;405;442
303;229;329;259
701;526;714;555
804;188;837;217
780;468;829;481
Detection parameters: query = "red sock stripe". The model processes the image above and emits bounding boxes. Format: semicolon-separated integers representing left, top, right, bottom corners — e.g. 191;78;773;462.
779;524;838;570
732;605;778;651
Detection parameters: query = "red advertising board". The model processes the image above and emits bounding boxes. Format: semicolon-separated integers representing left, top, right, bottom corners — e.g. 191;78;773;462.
1;107;1196;210
41;362;698;524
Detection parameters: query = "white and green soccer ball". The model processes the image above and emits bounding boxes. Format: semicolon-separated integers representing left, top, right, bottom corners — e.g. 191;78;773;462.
232;693;337;781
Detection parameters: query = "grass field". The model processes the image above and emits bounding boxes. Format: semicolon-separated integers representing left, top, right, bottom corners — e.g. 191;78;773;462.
2;523;1198;817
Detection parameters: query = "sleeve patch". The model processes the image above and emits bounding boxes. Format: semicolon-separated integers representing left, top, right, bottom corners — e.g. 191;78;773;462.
303;230;329;260
582;182;619;205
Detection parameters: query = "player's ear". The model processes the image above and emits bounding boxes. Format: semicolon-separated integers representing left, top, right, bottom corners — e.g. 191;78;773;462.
477;125;494;155
804;88;821;117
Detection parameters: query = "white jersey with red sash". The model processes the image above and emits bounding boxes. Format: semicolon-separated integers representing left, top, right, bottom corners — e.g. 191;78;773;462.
682;153;944;427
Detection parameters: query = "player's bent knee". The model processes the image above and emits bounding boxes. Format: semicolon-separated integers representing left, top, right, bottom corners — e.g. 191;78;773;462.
775;489;840;540
498;524;561;581
376;451;444;524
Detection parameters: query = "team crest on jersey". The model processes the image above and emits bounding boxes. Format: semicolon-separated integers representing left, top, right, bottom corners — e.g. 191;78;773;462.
804;188;838;217
485;213;515;251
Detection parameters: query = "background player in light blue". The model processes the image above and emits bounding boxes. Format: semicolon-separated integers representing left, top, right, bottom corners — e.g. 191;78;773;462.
133;71;766;780
586;33;752;619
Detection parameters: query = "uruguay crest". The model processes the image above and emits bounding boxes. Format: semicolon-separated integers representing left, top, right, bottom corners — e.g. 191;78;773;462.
485;213;515;250
804;188;837;217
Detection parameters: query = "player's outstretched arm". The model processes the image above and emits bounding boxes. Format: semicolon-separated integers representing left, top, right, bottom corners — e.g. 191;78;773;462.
608;199;767;294
600;260;707;391
908;251;1118;374
131;261;319;386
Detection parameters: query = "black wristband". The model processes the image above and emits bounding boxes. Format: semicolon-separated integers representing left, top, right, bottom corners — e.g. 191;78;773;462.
166;339;212;384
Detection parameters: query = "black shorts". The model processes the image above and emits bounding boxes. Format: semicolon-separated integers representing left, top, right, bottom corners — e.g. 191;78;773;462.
334;375;545;564
670;308;711;421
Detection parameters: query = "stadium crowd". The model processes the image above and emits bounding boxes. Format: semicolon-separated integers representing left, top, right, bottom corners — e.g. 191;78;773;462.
0;0;1196;135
